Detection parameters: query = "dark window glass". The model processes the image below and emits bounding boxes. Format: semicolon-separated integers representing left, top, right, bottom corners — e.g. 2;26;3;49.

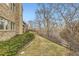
0;19;4;30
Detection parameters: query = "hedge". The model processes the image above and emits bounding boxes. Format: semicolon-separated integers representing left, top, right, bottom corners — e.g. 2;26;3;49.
0;32;35;56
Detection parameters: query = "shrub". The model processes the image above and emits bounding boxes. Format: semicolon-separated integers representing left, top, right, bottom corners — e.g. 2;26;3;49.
0;32;35;56
60;23;79;52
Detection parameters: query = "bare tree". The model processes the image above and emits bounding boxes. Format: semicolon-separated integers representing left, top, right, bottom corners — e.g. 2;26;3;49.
35;4;56;37
57;4;79;52
33;3;79;53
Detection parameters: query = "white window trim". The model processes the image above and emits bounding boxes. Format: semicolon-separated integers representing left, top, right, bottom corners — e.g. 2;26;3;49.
0;17;16;31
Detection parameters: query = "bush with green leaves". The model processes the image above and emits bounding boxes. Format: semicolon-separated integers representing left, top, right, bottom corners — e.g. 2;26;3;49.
0;32;35;56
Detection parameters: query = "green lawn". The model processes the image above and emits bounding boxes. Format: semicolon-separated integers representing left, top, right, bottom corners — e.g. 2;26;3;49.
17;33;71;56
0;32;34;56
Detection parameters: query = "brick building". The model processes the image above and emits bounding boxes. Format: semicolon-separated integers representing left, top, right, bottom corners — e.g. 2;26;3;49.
0;3;23;41
23;21;28;32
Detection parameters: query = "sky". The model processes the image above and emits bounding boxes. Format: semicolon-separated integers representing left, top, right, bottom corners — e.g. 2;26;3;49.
22;3;65;26
23;3;38;23
22;3;78;26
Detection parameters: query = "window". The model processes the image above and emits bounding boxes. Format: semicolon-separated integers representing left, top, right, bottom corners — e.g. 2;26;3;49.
0;18;4;30
11;22;13;30
10;21;15;31
0;21;4;29
13;3;15;11
11;3;16;12
5;20;8;30
11;22;15;31
13;23;15;30
0;17;15;31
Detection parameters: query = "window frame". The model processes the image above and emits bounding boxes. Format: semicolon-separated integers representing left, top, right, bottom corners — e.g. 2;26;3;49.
0;17;5;31
10;3;16;12
0;16;15;31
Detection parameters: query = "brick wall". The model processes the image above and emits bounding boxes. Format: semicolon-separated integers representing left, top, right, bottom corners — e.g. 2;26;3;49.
0;3;23;41
0;31;16;41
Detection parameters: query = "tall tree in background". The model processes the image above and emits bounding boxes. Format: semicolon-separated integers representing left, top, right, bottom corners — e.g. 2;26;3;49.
30;3;79;53
56;4;79;52
35;4;56;37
